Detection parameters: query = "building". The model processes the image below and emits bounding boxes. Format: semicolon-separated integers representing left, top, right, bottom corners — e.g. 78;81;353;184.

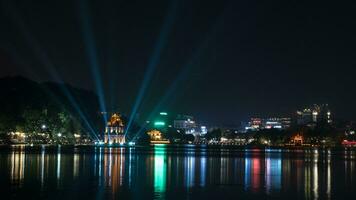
173;115;197;134
200;126;208;135
264;119;282;129
297;104;332;126
264;117;291;129
245;117;291;131
104;113;125;144
249;118;263;130
147;129;170;144
147;112;205;136
8;132;26;144
291;134;304;146
280;117;292;129
146;112;171;133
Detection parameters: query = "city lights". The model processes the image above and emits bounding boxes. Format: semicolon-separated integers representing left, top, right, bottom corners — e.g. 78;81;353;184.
154;121;165;126
0;0;355;199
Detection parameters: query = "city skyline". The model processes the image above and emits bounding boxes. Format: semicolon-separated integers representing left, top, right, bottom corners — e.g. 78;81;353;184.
0;0;355;126
0;1;356;199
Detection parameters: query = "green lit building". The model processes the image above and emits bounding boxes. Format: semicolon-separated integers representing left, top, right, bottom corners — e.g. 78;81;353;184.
153;112;169;131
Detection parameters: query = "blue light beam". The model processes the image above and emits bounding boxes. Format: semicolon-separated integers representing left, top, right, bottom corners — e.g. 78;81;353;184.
78;0;108;124
125;0;179;136
3;2;99;140
131;8;226;141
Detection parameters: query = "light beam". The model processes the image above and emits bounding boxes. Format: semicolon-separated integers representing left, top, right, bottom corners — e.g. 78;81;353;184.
125;0;180;136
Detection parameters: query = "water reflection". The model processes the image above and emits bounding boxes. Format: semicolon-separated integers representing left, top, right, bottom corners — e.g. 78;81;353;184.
200;156;206;187
313;158;318;200
327;159;331;199
154;146;167;198
73;153;79;178
103;148;125;196
265;150;282;193
57;146;61;183
0;146;355;199
40;146;45;188
10;146;25;187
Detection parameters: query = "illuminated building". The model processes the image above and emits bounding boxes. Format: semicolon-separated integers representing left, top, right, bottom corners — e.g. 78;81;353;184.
291;134;303;146
147;130;170;144
297;104;332;126
173;115;197;134
245;117;291;131
279;117;292;128
147;112;170;132
148;130;163;140
264;117;291;129
249;118;262;130
8;132;26;144
104;113;125;144
200;126;208;135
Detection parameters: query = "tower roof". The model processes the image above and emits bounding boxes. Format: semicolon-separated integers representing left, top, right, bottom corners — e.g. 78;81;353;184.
107;113;124;127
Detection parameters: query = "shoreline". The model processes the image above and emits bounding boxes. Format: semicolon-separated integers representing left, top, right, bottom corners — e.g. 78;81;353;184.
1;143;355;150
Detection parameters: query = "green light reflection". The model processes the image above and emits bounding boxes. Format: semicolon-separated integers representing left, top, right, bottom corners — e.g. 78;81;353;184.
154;145;167;197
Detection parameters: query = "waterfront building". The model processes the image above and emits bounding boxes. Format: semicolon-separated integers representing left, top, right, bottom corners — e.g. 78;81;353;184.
264;117;291;129
153;112;169;128
173;115;197;134
297;104;332;126
8;132;26;144
291;134;304;146
245;117;291;131
200;126;208;135
250;118;262;130
104;113;125;144
145;112;171;131
147;129;170;144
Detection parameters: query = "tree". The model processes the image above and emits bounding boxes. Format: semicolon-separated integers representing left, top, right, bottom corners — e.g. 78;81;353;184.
206;128;222;141
22;109;46;135
183;134;195;142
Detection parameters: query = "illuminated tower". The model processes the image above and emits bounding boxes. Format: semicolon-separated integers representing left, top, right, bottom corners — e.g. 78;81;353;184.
104;113;125;144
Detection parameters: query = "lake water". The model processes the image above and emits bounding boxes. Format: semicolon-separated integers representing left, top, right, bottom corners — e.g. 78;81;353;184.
0;145;355;199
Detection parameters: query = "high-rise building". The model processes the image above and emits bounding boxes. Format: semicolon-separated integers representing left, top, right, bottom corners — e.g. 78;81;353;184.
264;117;291;129
200;126;208;135
297;104;332;126
173;115;197;134
149;112;170;132
245;117;291;131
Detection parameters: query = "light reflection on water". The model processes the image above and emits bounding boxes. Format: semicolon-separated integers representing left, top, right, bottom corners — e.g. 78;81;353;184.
0;145;355;199
154;146;167;199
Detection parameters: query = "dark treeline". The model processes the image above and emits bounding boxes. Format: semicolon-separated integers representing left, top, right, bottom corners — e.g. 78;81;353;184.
0;76;102;143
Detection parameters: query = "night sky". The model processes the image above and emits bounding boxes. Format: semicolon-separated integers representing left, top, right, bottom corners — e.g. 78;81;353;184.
0;0;355;126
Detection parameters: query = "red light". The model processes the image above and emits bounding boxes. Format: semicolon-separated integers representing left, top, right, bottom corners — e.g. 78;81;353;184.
342;140;356;145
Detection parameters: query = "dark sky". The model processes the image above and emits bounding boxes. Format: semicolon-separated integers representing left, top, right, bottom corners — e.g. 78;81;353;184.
0;0;356;126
